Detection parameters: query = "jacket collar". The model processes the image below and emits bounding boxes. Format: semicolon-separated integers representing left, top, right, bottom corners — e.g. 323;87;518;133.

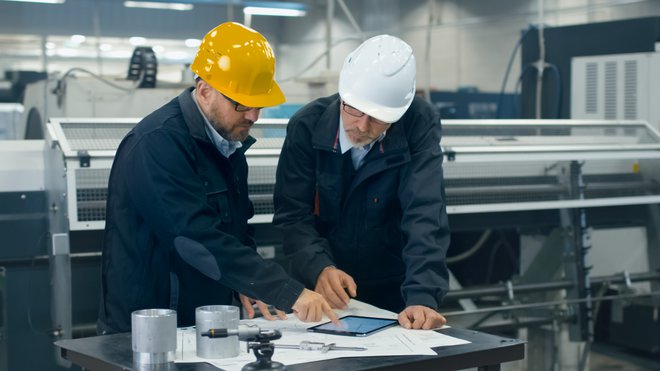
311;95;342;152
178;87;256;152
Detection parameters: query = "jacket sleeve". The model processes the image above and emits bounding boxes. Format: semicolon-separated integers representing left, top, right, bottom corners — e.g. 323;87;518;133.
398;103;451;310
123;127;303;311
273;116;335;288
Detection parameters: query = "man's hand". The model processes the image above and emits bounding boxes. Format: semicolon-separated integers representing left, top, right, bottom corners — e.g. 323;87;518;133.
238;294;287;321
314;266;357;309
398;305;447;330
292;288;339;325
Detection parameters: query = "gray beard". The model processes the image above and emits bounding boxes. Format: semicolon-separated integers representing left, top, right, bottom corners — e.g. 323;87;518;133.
212;121;247;142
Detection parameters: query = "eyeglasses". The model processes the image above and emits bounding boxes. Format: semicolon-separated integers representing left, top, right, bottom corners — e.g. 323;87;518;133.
341;101;390;126
222;94;262;113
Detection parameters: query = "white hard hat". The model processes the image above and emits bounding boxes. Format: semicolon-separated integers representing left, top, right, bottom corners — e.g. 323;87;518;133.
338;35;416;124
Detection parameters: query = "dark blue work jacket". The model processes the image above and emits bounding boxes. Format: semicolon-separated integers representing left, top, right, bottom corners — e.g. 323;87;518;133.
98;88;303;333
273;94;450;312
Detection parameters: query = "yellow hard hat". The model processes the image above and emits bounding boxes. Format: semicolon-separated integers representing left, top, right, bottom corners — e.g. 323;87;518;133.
191;22;285;107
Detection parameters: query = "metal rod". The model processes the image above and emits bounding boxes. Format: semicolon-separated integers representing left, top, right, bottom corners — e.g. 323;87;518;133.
444;270;660;300
0;252;101;267
443;290;660;317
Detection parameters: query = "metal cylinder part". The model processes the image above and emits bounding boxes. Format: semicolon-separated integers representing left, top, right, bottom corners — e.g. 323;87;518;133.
131;309;177;365
196;305;240;358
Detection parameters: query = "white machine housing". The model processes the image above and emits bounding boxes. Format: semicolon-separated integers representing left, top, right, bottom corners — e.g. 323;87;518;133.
571;50;660;131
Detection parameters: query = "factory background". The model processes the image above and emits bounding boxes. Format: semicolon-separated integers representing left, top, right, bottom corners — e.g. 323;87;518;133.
1;0;660;370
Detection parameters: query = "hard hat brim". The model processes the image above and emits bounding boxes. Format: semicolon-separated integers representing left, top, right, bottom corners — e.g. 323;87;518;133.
341;92;412;124
223;81;286;108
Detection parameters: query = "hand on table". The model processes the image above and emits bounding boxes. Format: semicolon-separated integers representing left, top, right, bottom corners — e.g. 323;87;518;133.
238;293;287;320
292;288;339;325
398;305;447;330
314;266;357;309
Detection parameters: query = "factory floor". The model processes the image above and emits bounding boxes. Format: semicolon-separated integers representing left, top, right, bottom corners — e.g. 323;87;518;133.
590;342;660;371
459;341;660;371
505;343;660;371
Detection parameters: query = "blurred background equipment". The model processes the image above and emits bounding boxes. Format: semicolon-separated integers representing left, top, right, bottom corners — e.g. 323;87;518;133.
1;1;660;370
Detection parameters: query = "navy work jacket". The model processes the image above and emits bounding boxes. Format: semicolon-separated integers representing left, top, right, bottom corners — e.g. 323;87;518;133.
273;94;450;312
98;88;303;333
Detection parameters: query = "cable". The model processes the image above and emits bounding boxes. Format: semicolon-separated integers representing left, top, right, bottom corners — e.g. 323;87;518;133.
496;25;534;118
447;229;492;264
545;63;562;118
53;67;145;108
514;63;539;119
278;37;363;83
534;0;546;119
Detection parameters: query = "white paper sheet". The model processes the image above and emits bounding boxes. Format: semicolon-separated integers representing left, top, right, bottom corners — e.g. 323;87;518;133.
175;300;470;371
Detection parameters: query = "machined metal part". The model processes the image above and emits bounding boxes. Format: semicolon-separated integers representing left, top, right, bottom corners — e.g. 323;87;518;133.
131;309;177;365
275;341;367;352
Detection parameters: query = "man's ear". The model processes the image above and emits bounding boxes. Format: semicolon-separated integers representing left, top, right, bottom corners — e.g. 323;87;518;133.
196;80;209;101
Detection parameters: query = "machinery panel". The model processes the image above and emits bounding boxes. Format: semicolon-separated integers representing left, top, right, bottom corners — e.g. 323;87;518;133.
44;118;660;230
572;51;660;131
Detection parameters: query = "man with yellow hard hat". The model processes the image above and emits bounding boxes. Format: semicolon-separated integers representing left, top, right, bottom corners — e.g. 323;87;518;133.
98;22;338;334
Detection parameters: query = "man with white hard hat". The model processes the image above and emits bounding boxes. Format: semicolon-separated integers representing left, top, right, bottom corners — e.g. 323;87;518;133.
273;35;449;329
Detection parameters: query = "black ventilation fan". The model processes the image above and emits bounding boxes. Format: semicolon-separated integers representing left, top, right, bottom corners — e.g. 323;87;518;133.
127;46;157;88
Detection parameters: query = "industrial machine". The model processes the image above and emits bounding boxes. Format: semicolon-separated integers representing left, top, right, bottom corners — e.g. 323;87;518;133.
2;117;660;370
439;120;660;369
571;50;660;131
520;16;660;119
0;103;23;139
18;73;187;140
572;50;660;357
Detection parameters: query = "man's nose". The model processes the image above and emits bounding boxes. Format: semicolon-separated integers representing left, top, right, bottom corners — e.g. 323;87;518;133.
244;108;260;122
355;115;370;132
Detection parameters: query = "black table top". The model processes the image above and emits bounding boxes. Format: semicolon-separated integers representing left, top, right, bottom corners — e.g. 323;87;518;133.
55;327;525;371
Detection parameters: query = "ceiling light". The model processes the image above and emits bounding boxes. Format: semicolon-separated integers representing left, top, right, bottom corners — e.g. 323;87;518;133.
70;34;86;44
2;0;65;3
184;38;201;48
129;36;147;46
243;6;306;17
124;1;193;11
99;43;113;52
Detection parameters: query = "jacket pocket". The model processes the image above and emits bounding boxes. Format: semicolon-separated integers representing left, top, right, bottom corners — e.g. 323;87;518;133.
207;188;233;223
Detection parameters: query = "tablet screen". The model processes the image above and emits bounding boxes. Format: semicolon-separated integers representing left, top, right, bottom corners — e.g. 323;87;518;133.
307;315;398;337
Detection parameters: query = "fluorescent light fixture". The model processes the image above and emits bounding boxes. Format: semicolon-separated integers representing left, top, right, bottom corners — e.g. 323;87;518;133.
184;38;201;48
129;36;147;46
243;6;305;17
124;1;193;11
70;34;86;44
2;0;65;3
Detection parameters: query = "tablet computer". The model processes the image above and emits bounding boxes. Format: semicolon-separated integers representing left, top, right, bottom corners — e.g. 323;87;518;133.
307;315;398;337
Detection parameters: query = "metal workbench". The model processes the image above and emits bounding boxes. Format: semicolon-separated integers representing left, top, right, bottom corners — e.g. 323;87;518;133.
55;327;524;371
